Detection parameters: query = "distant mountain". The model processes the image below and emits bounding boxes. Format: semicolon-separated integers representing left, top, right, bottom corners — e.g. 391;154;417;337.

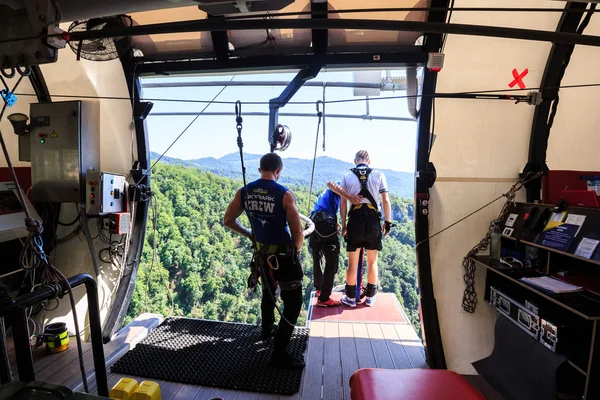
150;152;414;198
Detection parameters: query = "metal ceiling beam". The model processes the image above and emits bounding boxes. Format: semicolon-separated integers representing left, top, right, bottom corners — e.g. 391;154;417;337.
138;44;426;62
28;65;51;103
311;1;328;56
268;65;321;151
58;17;600;48
143;80;405;90
524;2;589;202
208;14;230;61
414;0;449;371
149;111;416;122
136;52;427;75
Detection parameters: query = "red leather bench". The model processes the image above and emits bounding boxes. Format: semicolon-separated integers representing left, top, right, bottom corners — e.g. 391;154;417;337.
349;368;486;400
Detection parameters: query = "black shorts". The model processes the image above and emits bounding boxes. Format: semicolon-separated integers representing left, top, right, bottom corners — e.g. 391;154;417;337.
345;206;382;252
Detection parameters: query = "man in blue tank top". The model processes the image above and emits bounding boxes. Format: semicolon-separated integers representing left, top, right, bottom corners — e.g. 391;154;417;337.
224;153;305;370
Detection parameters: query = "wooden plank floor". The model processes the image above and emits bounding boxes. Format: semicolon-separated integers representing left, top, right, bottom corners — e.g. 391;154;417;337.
6;336;123;393
90;321;427;400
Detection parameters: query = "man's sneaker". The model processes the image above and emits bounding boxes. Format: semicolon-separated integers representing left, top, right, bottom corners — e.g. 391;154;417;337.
365;295;376;307
315;290;321;297
317;298;341;307
261;325;278;340
341;295;356;308
270;351;306;370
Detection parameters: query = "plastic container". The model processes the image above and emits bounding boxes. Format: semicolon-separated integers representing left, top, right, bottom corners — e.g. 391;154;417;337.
110;377;139;400
132;381;161;400
490;221;502;261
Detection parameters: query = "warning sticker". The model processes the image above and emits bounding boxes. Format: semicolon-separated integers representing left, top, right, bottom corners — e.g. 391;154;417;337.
50;130;57;138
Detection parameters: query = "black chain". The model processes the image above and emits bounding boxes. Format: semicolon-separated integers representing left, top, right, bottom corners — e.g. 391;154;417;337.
461;172;542;313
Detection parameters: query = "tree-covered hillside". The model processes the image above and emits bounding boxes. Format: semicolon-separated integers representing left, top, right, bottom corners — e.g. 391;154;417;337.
125;163;420;333
151;152;414;198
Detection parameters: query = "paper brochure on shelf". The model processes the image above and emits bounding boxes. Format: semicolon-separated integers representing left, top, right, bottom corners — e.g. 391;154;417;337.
565;214;586;237
574;238;599;259
520;276;583;294
539;224;579;252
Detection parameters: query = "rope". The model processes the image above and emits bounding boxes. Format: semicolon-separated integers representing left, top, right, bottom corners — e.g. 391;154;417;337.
306;101;323;216
135;76;235;185
322;84;326;151
13;81;600;107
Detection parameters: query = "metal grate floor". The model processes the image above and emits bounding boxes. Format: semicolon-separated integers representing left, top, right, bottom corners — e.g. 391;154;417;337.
111;318;308;396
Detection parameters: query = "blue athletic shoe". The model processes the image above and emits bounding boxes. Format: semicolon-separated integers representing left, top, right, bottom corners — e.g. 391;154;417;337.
365;295;376;307
341;295;356;308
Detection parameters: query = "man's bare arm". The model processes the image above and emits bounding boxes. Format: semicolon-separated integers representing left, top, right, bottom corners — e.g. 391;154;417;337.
327;181;362;205
381;192;392;235
340;197;348;234
283;191;303;252
224;189;252;240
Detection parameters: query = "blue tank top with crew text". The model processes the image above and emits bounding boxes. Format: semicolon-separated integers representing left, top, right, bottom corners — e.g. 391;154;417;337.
242;179;292;245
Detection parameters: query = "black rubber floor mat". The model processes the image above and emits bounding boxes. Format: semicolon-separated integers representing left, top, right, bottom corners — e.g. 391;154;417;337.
111;318;309;395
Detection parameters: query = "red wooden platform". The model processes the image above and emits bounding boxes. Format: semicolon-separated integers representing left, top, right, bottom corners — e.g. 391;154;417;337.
308;292;408;324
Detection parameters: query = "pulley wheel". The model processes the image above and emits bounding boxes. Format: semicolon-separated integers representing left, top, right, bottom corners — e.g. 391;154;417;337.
273;124;292;151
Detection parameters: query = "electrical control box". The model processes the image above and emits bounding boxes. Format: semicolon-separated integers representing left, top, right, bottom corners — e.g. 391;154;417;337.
490;286;540;339
86;171;127;215
28;101;100;203
108;213;131;235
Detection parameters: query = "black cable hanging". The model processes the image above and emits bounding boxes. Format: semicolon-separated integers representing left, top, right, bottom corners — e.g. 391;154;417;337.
322;84;326;151
12;81;600;106
306;101;323;216
135;76;235;185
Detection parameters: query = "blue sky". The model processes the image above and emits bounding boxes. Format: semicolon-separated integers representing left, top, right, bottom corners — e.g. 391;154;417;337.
142;69;417;172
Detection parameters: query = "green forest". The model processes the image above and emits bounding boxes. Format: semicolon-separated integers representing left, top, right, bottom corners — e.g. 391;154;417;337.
125;162;420;333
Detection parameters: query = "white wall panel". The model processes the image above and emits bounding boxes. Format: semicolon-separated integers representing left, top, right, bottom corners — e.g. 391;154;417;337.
428;0;563;373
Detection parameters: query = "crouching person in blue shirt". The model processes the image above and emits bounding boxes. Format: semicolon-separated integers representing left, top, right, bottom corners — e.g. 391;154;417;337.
309;182;362;307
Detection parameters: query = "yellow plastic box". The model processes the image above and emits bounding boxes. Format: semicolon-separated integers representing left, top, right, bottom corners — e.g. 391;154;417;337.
109;377;139;400
132;380;161;400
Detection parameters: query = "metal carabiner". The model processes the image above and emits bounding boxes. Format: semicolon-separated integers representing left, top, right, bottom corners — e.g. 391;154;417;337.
0;67;15;79
316;100;324;117
267;254;280;271
17;64;31;77
235;100;243;128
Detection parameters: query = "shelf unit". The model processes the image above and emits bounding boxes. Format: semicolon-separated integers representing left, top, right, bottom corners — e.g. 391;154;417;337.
477;202;600;399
